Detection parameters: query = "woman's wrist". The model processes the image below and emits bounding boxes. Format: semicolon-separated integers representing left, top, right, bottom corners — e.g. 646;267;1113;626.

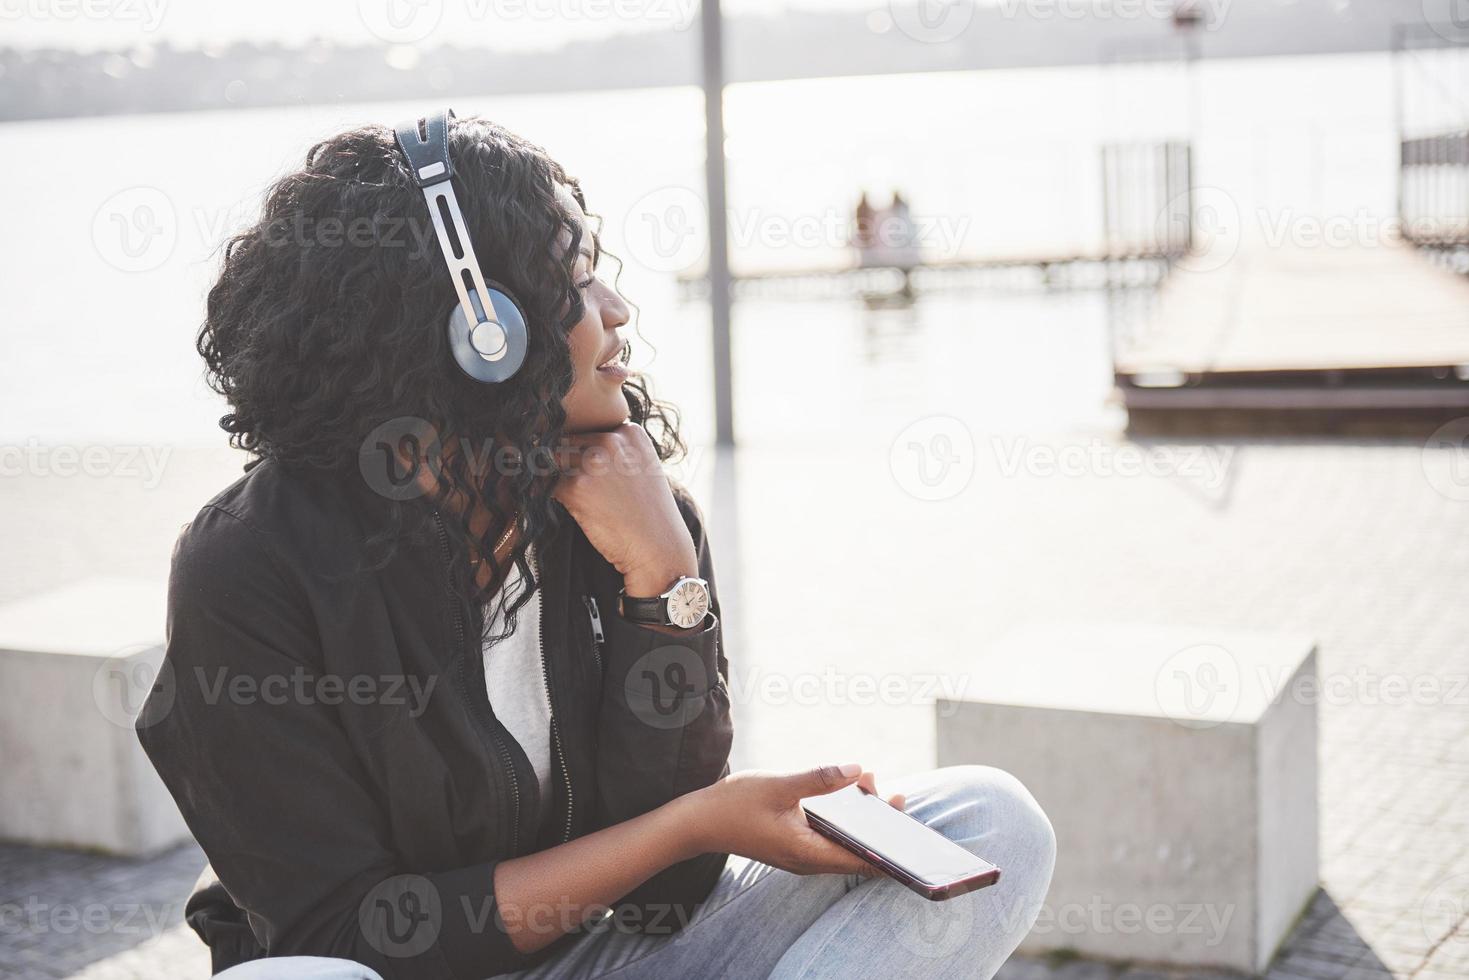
670;782;725;858
621;551;699;600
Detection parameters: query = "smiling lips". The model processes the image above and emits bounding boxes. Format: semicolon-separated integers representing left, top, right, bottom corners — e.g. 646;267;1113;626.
597;337;628;371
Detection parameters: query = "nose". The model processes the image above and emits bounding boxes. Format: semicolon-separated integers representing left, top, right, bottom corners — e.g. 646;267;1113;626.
597;279;630;331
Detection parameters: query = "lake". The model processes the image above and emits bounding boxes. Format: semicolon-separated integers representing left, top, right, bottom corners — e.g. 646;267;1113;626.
0;50;1402;449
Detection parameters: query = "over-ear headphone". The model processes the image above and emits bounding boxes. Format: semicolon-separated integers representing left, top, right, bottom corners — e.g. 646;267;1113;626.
394;109;528;384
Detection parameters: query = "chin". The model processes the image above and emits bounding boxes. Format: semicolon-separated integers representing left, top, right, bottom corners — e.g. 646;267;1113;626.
564;401;631;434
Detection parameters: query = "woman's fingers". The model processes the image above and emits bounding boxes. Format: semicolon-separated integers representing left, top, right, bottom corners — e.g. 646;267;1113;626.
853;771;905;811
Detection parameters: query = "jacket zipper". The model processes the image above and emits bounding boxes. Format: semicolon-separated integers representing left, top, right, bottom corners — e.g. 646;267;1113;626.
582;595;604;673
529;549;576;845
433;510;521;856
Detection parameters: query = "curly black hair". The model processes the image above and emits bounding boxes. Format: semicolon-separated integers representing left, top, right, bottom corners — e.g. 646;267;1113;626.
198;114;683;631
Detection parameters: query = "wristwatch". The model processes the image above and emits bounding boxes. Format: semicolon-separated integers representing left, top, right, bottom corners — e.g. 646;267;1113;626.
619;576;711;629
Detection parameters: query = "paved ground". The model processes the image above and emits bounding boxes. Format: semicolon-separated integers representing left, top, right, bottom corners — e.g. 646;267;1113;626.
3;430;1469;978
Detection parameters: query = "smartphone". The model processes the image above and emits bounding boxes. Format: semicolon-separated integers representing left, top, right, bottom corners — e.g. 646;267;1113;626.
802;785;1001;901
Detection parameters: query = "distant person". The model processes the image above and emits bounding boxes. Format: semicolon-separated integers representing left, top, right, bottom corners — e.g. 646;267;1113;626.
853;189;877;261
885;190;919;269
139;112;1054;980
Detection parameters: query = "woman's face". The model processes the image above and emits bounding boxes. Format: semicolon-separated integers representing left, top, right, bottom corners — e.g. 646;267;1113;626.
556;185;633;434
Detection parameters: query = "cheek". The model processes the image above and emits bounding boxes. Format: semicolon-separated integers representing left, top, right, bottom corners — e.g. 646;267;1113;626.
565;314;600;375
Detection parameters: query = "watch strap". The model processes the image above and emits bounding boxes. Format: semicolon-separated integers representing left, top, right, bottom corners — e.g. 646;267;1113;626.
619;592;668;625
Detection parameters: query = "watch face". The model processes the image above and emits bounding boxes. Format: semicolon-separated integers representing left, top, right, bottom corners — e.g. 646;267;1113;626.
667;579;710;629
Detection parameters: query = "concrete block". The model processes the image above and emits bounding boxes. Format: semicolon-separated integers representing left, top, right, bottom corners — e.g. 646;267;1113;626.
0;577;188;855
937;624;1318;974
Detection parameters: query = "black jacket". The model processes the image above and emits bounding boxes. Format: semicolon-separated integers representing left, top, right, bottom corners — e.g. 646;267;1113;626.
137;459;734;979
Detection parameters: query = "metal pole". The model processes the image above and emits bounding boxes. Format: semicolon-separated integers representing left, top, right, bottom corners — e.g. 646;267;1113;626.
701;0;735;447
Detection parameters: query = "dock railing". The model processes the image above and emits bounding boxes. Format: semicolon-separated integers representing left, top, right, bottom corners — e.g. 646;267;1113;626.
1101;140;1193;261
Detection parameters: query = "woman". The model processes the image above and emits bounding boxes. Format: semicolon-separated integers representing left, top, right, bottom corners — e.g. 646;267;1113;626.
139;111;1055;980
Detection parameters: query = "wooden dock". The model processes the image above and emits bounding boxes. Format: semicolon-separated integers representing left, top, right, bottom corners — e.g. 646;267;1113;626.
1115;242;1469;436
676;249;1177;302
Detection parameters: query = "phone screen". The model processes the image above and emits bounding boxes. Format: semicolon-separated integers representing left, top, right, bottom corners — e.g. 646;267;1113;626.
802;786;998;887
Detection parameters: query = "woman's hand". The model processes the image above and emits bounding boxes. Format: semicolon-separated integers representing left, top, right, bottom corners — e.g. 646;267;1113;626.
687;765;907;877
553;423;698;599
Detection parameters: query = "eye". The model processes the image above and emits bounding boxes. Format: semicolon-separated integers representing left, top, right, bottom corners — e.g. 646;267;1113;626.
576;273;596;290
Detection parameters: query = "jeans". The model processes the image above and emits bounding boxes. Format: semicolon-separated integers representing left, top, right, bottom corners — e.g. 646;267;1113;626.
216;766;1056;980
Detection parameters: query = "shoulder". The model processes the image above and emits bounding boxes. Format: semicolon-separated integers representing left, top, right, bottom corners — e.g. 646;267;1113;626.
172;459;371;589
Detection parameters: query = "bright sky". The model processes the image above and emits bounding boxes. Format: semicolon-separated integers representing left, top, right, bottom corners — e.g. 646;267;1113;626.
0;0;880;51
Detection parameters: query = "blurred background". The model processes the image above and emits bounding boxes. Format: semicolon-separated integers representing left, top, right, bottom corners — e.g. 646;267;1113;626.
2;0;1468;977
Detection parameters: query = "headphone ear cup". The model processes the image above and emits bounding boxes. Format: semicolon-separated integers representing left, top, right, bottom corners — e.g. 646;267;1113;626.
446;283;529;383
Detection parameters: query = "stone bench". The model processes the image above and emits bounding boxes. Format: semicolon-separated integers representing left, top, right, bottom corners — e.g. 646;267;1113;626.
0;577;189;855
937;623;1318;975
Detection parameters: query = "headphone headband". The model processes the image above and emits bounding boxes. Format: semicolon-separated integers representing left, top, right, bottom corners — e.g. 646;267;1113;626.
393;109;499;335
393;108;529;384
394;109;455;186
